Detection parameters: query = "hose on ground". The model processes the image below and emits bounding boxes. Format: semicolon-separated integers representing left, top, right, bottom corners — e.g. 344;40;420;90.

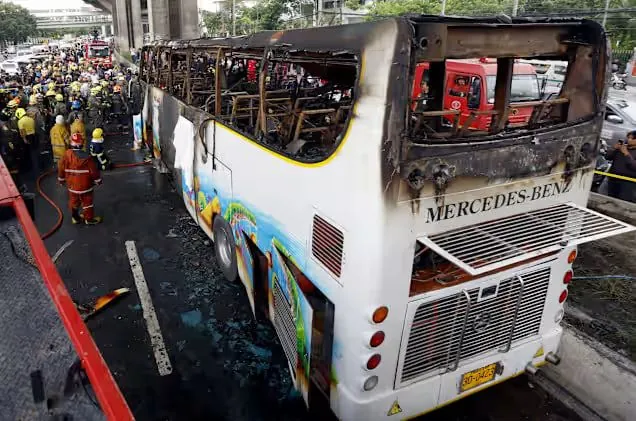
36;161;151;240
37;169;63;240
573;275;636;282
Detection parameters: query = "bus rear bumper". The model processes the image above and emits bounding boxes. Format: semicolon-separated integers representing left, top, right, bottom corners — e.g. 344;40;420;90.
334;327;562;421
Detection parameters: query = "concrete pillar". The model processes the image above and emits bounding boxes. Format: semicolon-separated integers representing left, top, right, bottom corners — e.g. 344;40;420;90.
130;0;143;48
147;0;170;41
110;24;114;35
113;0;131;53
179;0;199;39
101;25;107;36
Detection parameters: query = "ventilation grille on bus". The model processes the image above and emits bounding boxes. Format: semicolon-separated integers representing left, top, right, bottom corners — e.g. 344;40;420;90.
272;279;297;367
311;215;344;278
398;267;551;386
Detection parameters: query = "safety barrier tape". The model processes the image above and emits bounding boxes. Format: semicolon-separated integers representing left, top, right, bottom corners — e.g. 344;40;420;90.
594;170;636;183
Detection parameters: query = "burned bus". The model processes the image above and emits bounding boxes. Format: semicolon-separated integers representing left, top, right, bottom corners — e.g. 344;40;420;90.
138;16;634;420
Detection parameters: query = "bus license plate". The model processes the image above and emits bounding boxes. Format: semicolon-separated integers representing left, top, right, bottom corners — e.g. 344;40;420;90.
459;363;498;392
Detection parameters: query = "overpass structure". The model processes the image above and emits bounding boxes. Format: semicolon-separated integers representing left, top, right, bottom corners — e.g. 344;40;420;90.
84;0;199;53
33;8;113;31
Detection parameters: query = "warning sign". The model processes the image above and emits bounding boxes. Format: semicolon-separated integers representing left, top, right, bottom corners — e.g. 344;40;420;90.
533;346;544;358
387;400;402;416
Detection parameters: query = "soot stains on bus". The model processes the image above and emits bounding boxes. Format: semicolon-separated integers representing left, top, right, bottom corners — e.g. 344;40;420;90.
140;41;358;163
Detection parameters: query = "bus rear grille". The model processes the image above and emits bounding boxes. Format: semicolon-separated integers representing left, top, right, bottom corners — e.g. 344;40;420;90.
399;267;550;385
272;279;297;367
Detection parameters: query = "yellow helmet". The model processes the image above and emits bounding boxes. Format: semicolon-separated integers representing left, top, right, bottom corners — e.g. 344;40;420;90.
7;98;19;108
29;95;37;105
46;89;56;97
55;93;63;102
32;84;40;93
92;128;104;139
100;80;109;88
48;82;56;90
15;108;26;119
90;86;101;95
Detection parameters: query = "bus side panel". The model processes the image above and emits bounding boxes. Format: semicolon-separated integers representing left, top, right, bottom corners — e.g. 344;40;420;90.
271;247;314;406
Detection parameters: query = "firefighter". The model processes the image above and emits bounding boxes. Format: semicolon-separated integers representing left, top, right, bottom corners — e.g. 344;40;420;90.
0;117;21;185
58;132;102;225
110;84;128;131
69;105;87;151
89;128;110;171
50;115;70;163
86;86;104;141
26;95;46;148
54;93;68;120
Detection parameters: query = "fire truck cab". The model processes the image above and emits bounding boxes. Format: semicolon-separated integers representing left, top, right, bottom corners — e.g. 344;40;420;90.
413;58;541;131
84;40;112;68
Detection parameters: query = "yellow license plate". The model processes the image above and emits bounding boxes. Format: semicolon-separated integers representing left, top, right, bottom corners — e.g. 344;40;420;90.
459;363;498;392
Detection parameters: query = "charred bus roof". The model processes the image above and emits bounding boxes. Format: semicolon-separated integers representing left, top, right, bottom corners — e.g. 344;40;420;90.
142;16;608;196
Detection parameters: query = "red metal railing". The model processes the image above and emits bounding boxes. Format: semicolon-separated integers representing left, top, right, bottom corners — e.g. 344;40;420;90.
0;157;134;421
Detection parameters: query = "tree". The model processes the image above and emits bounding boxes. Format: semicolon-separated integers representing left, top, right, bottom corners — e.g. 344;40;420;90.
0;2;38;45
202;0;306;36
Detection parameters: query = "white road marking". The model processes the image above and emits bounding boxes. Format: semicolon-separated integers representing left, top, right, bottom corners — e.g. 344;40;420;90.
125;240;173;376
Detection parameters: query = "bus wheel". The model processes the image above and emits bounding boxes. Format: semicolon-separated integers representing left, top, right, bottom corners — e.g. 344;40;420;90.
213;217;238;282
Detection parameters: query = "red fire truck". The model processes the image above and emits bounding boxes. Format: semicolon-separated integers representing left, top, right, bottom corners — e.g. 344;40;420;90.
84;40;112;68
412;58;541;131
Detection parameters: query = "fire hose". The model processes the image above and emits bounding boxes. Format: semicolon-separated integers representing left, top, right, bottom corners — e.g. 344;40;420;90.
36;161;150;240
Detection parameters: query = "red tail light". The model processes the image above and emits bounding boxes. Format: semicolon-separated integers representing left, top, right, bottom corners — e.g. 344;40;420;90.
563;271;573;284
366;354;381;370
372;306;389;324
567;250;577;263
370;331;385;348
559;290;568;303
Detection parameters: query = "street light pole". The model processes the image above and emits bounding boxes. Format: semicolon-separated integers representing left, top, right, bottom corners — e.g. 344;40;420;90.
512;0;519;17
441;0;446;16
602;0;610;28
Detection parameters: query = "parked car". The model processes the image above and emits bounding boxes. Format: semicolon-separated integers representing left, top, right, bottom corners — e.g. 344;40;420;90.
0;61;19;75
600;99;636;146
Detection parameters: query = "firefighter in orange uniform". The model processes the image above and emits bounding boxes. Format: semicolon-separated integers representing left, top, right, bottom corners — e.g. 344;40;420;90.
57;132;103;225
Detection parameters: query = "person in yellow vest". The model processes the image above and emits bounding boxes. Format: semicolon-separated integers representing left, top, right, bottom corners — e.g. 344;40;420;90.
16;108;38;177
50;115;70;163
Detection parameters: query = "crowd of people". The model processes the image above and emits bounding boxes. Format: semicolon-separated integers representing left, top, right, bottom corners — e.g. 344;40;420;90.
0;45;142;225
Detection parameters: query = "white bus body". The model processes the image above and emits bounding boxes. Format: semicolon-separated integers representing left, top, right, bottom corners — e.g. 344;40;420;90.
139;17;633;420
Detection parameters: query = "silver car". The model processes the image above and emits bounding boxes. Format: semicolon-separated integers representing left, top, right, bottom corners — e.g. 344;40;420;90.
601;99;636;146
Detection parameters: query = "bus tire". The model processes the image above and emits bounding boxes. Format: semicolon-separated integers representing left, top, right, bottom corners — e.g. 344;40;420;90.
213;217;238;282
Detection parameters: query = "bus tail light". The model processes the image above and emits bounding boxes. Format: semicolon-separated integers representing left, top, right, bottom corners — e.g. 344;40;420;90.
559;290;568;303
567;250;577;263
370;331;385;348
363;376;378;391
372;306;389;324
563;270;573;284
366;354;381;370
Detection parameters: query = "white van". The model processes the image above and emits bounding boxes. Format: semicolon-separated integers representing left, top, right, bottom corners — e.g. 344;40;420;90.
519;59;568;96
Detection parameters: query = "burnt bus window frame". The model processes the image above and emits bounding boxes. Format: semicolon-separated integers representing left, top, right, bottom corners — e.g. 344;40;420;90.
140;43;362;165
403;19;607;147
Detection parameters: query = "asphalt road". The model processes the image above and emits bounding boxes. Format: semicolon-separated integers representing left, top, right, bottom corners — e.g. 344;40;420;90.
32;132;583;421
